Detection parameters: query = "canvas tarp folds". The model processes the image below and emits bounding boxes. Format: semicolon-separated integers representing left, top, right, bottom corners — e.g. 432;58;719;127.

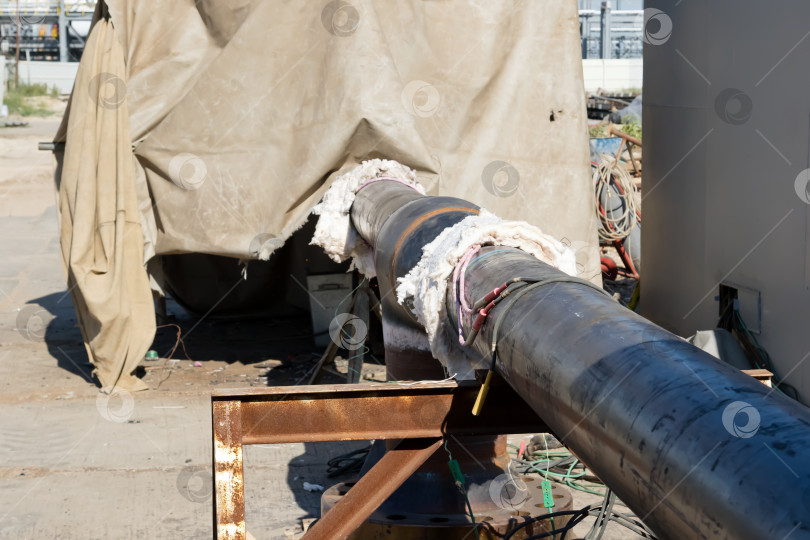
54;6;154;391
56;0;598;390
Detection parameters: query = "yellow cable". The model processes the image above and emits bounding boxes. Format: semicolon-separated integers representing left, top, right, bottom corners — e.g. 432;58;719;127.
472;370;493;416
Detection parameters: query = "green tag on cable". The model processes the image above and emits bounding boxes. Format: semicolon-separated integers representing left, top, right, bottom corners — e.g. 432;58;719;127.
541;480;554;508
448;459;465;488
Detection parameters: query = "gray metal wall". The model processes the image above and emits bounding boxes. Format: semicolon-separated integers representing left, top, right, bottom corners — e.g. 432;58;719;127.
642;1;810;403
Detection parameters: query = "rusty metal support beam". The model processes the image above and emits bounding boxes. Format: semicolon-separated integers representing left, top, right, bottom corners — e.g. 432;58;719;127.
213;401;245;540
222;381;547;445
302;438;442;540
212;381;547;539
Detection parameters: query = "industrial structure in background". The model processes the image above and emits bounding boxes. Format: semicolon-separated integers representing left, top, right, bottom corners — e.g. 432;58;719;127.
0;1;645;97
578;0;643;60
0;1;93;62
2;1;641;63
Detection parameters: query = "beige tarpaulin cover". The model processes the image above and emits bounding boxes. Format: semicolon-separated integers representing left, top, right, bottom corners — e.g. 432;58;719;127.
56;0;597;390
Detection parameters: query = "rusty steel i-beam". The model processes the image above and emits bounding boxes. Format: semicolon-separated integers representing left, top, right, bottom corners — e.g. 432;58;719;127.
212;381;550;540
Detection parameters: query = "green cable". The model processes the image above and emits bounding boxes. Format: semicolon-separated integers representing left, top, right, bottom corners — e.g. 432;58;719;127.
443;440;480;540
565;459;605;495
508;439;657;538
541;434;557;540
519;445;607;495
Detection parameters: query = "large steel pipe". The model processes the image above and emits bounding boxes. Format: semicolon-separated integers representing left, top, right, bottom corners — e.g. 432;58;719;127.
352;181;479;379
351;182;566;537
351;180;810;540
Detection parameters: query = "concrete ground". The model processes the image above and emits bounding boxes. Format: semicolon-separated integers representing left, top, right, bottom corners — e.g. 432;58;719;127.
0;118;645;539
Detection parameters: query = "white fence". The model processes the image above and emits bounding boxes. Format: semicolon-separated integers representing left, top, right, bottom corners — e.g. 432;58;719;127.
8;59;642;98
582;58;642;91
16;60;79;93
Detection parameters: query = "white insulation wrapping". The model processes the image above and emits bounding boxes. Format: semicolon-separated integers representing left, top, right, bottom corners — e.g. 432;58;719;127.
310;159;426;277
396;209;577;380
311;160;577;380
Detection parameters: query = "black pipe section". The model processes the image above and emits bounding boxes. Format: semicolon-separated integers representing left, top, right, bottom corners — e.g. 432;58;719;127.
349;180;810;540
352;181;477;379
352;181;478;324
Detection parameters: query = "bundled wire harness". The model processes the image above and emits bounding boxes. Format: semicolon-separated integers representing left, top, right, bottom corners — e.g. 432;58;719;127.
593;156;640;243
326;446;370;478
504;437;659;539
717;301;798;400
453;271;610;415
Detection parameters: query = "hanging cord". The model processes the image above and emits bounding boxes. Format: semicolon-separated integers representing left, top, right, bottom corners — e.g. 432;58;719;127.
541;432;557;540
452;244;482;345
443;440;481;540
157;323;193;362
593;155;640;243
150;323;194;389
326;446;371;478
